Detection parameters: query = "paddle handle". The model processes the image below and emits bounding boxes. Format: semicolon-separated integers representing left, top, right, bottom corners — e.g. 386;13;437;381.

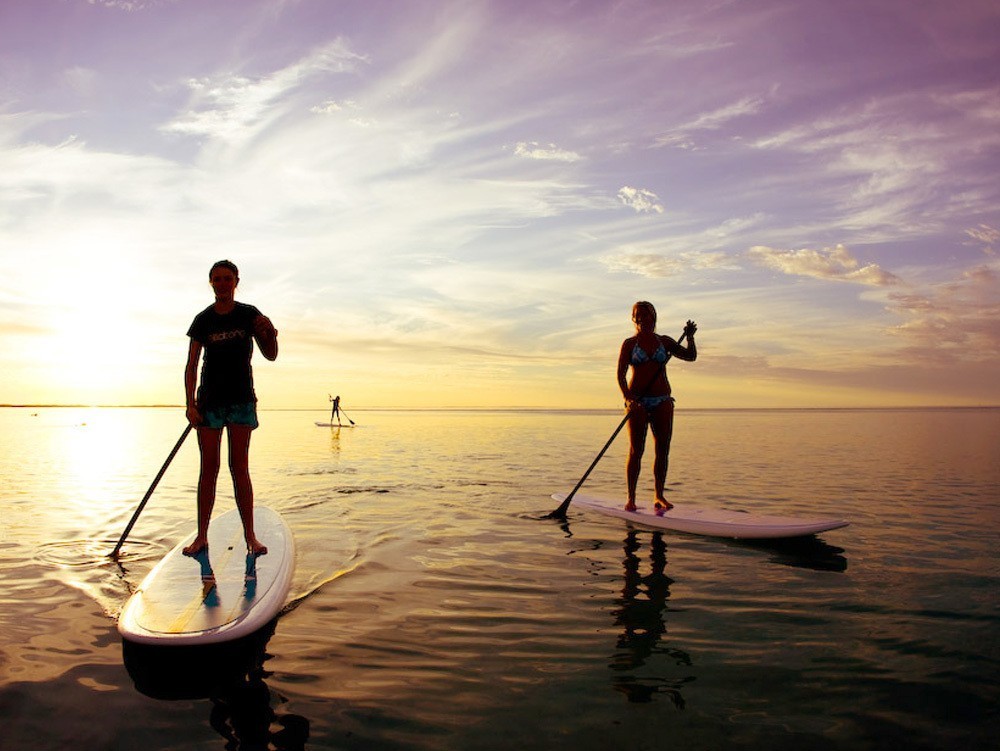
109;424;193;559
547;329;688;519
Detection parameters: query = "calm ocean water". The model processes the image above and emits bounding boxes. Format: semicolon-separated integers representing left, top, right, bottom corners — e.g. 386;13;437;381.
0;406;997;750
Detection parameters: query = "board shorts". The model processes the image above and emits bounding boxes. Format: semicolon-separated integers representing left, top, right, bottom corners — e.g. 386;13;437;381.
200;402;259;430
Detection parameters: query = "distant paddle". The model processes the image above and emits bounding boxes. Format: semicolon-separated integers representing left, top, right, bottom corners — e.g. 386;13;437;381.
109;424;192;560
546;330;687;520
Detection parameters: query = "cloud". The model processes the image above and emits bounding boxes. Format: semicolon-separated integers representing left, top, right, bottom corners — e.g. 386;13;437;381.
513;141;581;162
653;95;765;149
617;186;663;214
749;85;1000;235
602;249;731;278
748;244;902;286
965;223;999;256
886;264;1000;356
162;39;365;142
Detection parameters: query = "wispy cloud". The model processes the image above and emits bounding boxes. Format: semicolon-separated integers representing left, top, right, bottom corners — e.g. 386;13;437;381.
965;224;999;256
748;245;902;286
654;95;766;149
617;186;663;214
162;39;366;143
513;141;581;162
602;249;732;278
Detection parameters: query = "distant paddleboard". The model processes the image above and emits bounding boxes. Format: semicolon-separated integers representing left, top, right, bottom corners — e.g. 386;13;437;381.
315;421;354;428
118;507;295;645
552;492;848;539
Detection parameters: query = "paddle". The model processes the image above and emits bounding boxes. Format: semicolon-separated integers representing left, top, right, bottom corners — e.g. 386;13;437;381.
109;424;193;560
339;409;356;426
546;330;687;520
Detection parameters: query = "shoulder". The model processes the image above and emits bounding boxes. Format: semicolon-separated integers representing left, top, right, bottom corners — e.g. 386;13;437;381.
192;304;216;321
235;302;262;319
188;304;216;334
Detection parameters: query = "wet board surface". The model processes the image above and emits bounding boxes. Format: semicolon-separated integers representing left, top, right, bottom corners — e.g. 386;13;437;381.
315;422;355;428
118;507;295;645
553;492;849;539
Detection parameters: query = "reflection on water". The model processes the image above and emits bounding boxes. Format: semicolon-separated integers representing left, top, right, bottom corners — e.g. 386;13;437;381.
123;621;310;749
733;535;849;572
611;531;693;705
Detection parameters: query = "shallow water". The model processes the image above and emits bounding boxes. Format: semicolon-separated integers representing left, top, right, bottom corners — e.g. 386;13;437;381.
0;406;997;750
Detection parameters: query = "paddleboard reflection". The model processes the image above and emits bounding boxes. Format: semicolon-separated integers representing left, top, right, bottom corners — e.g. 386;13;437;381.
730;535;848;572
122;621;309;749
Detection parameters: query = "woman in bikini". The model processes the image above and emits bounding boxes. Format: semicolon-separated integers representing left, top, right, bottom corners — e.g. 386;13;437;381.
617;301;697;512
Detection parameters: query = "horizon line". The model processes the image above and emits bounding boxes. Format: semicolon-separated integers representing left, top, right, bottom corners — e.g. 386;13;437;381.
3;404;998;412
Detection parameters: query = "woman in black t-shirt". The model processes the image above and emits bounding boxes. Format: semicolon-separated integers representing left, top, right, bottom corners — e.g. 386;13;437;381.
183;260;278;556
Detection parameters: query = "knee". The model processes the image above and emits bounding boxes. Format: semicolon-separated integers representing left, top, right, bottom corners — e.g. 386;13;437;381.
228;457;250;476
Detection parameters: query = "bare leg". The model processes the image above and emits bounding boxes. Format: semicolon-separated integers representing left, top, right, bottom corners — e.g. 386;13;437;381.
184;427;223;555
649;401;676;510
625;408;649;511
228;425;267;555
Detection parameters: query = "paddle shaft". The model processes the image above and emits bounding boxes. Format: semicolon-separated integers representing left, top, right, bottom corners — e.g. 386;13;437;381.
109;423;193;559
548;330;687;519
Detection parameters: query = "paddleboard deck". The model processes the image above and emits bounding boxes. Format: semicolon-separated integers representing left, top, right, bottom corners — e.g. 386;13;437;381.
118;507;295;645
315;422;354;427
552;492;848;539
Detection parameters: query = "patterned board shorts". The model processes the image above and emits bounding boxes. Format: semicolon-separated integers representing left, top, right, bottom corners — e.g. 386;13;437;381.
200;402;259;430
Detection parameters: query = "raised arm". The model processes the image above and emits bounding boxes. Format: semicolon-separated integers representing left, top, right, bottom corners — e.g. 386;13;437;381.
253;314;279;361
664;320;697;362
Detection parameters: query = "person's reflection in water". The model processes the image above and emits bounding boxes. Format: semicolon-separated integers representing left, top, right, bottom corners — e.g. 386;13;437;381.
123;622;311;749
207;620;310;750
193;549;220;607
209;663;309;750
243;553;257;600
610;531;693;705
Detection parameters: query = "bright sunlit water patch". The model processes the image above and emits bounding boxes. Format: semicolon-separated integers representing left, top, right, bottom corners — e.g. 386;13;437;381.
0;406;997;750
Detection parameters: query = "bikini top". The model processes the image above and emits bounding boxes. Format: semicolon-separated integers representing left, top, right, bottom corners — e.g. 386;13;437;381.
631;339;668;365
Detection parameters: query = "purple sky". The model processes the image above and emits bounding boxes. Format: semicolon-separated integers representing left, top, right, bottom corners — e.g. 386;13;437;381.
1;0;998;407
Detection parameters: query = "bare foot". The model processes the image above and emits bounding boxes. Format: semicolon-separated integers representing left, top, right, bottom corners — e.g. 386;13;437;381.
247;538;268;556
624;502;637;512
654;498;673;512
183;537;208;556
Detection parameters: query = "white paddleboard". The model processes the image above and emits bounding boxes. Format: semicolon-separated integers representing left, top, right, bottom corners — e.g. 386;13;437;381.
315;421;354;428
552;492;848;539
118;507;295;645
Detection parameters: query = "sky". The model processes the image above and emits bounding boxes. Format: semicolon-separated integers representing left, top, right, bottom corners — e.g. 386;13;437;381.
1;0;998;409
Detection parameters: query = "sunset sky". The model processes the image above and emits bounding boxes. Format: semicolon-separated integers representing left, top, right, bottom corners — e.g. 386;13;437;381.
1;0;998;409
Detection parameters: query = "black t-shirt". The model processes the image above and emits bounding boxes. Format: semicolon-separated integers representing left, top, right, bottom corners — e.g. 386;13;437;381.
187;302;263;409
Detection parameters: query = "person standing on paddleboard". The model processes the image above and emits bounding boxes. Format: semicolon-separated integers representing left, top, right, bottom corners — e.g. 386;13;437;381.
617;301;697;513
183;260;278;556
